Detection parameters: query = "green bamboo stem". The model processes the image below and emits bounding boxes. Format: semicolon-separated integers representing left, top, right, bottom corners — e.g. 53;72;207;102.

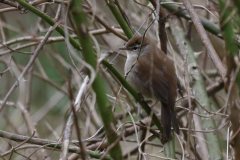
105;0;133;39
169;17;223;160
69;0;123;159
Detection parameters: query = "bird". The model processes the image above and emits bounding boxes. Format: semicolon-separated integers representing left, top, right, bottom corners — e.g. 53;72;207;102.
120;35;180;139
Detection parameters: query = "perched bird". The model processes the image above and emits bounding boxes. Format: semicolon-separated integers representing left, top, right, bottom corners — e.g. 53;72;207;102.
120;35;180;139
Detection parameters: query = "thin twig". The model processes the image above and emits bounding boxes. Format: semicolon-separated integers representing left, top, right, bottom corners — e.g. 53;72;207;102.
0;26;55;112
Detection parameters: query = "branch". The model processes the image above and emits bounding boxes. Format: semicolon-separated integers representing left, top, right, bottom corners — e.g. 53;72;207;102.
181;0;226;79
0;130;112;160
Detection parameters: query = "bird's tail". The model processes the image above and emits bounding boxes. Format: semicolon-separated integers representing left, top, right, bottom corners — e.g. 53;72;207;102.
161;103;179;139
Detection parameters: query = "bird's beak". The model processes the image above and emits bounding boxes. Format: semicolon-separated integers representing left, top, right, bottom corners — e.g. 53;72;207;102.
119;47;129;50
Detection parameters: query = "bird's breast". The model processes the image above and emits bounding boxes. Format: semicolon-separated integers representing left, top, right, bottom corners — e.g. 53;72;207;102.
125;56;152;98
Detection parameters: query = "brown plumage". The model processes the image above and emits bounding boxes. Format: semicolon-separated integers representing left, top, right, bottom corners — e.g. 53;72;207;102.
120;35;179;139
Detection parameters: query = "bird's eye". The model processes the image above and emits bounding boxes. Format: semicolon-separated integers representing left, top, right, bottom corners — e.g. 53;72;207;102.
133;47;138;51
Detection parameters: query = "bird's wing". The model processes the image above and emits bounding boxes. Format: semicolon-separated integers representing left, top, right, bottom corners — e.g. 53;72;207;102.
135;52;170;104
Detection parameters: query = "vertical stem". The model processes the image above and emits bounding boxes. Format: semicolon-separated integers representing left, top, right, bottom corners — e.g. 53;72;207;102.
69;0;123;159
169;17;223;160
105;0;133;39
164;131;176;159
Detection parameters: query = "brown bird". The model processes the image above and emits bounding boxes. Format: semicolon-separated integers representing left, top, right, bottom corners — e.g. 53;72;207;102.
120;35;180;139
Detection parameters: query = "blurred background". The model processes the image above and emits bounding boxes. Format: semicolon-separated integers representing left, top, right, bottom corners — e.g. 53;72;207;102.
0;0;239;159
